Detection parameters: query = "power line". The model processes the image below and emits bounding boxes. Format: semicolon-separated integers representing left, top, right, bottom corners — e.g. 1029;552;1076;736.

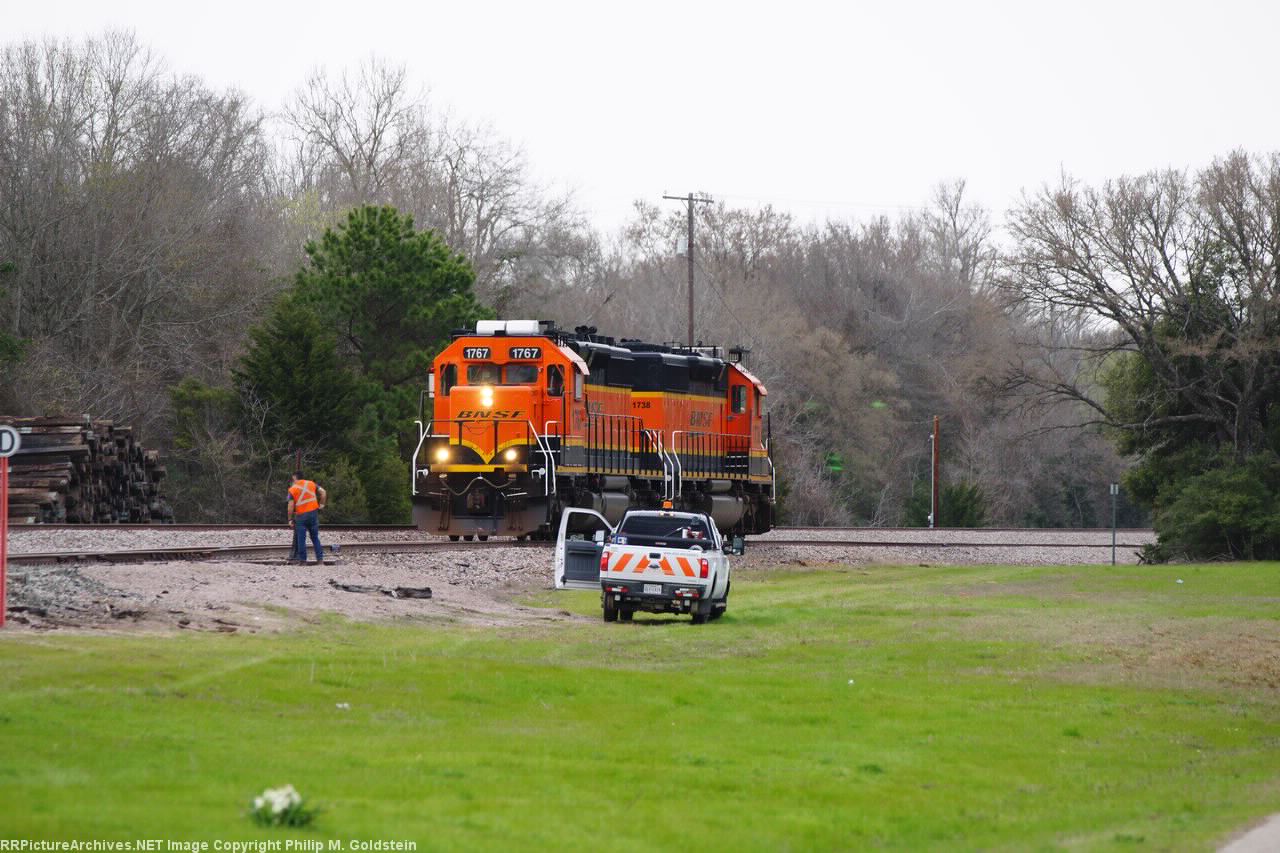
709;190;933;213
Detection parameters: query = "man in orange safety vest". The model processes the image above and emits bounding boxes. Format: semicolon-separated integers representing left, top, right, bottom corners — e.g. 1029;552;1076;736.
287;471;328;563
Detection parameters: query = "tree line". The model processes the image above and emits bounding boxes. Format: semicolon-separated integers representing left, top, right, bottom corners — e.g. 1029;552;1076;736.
3;31;1272;558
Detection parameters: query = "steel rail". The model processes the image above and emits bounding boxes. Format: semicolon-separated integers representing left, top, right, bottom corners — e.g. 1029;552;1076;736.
9;523;1154;534
7;523;420;533
774;526;1156;533
754;539;1149;548
7;535;1151;566
6;539;549;565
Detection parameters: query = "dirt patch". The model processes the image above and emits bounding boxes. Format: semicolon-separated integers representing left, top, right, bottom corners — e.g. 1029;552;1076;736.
4;548;581;634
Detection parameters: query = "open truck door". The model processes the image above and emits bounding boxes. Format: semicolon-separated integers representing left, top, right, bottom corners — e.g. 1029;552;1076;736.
554;507;614;590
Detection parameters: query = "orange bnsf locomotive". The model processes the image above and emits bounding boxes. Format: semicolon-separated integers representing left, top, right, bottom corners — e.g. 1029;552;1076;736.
411;320;774;540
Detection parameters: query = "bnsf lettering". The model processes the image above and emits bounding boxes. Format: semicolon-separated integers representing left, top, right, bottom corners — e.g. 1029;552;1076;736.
586;400;605;414
463;347;491;359
508;346;542;359
458;410;524;419
690;411;714;427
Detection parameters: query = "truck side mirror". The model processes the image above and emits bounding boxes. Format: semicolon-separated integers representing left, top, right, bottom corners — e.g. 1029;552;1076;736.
731;536;745;555
593;530;606;544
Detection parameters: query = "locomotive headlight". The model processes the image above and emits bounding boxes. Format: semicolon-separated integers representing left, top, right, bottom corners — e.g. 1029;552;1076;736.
503;448;519;462
435;447;450;463
480;386;494;407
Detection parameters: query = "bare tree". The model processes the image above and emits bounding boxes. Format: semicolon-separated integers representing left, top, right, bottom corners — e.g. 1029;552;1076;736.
1003;153;1280;458
0;31;274;433
279;58;583;308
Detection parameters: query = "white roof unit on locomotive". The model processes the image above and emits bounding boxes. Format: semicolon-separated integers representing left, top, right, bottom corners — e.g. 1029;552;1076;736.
474;319;552;336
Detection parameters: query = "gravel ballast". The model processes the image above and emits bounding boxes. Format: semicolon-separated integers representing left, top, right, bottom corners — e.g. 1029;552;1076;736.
3;526;1156;633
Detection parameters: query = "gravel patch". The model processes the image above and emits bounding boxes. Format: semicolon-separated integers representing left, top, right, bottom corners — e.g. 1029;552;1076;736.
4;545;573;634
2;527;1157;633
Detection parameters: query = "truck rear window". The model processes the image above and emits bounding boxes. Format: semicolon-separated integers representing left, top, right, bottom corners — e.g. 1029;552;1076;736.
616;515;711;548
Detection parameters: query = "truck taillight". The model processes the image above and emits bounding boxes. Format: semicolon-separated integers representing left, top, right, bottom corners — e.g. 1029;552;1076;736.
699;558;709;579
600;550;611;572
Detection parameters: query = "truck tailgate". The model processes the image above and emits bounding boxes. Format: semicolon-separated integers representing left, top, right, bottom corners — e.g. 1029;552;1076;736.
602;545;711;586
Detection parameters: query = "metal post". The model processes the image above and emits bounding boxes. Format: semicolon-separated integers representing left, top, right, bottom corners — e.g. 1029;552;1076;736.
1;456;8;629
930;415;940;529
1110;483;1119;565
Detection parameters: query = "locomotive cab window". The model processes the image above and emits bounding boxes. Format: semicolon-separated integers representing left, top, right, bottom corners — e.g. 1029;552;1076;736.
547;364;564;397
732;385;747;414
467;363;500;385
504;364;538;384
441;364;457;396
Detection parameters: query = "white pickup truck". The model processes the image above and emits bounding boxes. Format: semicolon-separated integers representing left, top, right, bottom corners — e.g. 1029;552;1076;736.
554;507;744;623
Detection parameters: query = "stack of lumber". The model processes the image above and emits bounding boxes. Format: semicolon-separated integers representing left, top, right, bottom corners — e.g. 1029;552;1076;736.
0;416;173;524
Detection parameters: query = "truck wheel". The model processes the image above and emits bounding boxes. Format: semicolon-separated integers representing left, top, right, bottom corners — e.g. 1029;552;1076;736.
691;599;711;624
602;593;618;622
710;582;729;620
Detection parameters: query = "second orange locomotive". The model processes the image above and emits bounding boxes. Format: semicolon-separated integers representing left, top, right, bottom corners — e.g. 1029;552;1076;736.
412;320;774;539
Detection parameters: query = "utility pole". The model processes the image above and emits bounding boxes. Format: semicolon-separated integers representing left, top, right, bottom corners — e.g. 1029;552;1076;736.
929;416;940;529
663;192;713;346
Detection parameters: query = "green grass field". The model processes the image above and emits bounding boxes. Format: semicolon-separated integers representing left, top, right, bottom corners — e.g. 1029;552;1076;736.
2;561;1278;851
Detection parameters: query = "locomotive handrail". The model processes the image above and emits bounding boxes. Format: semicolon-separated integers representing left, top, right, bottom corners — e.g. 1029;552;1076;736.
412;419;429;496
536;420;560;496
586;413;648;475
671;435;685;499
765;436;775;497
643;428;675;501
669;430;754;490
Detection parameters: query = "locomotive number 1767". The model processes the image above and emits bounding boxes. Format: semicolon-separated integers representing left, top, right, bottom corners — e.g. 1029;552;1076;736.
509;346;542;359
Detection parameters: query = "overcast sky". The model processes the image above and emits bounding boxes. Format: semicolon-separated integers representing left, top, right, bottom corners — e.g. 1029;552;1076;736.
9;0;1279;233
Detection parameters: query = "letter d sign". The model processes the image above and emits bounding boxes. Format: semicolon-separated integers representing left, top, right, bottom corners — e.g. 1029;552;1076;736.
0;425;18;458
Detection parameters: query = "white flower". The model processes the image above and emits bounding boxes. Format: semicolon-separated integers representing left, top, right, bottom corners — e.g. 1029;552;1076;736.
258;784;303;815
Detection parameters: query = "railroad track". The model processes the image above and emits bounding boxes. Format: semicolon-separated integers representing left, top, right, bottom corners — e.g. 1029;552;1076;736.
5;517;1157;532
5;538;554;565
8;523;420;533
7;535;1150;566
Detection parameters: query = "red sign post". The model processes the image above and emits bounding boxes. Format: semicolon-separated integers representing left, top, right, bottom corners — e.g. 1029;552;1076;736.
1;455;8;628
0;424;19;629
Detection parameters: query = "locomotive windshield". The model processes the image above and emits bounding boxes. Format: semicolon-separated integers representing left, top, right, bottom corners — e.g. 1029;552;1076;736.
504;364;538;384
467;363;500;384
465;363;538;385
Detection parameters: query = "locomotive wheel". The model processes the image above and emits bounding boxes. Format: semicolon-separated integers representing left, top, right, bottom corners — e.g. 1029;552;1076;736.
463;534;474;542
448;535;460;542
478;535;489;542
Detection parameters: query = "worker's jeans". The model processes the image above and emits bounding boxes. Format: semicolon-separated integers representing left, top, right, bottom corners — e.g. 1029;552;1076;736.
294;510;323;562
